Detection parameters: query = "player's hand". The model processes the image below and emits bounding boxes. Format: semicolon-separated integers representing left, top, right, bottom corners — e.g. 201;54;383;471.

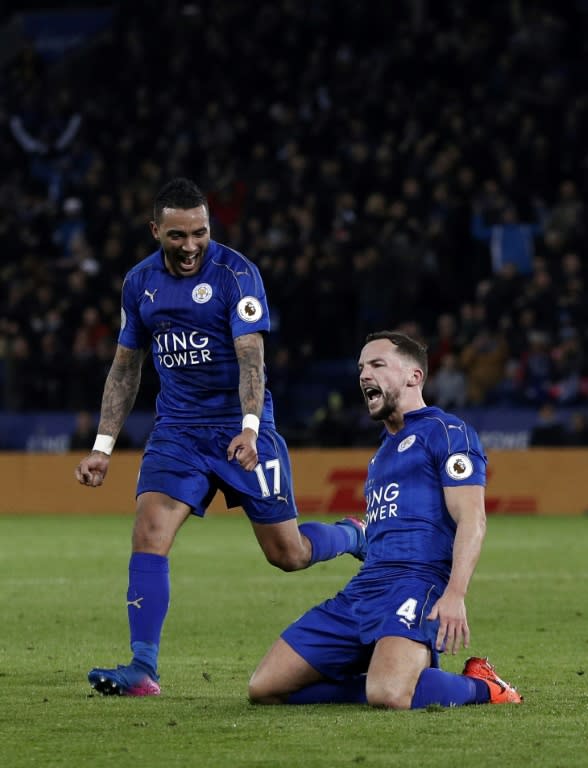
426;590;470;655
227;429;258;471
74;451;111;487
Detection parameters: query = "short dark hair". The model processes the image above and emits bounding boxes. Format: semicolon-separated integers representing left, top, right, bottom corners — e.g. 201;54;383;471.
153;177;208;222
364;330;429;381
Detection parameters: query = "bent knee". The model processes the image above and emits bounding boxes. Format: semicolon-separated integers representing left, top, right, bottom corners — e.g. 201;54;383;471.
248;673;286;705
263;546;308;572
247;681;270;704
366;680;413;710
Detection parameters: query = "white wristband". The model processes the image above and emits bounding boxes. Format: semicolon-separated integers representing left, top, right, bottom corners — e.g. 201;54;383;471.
92;434;115;455
242;414;260;436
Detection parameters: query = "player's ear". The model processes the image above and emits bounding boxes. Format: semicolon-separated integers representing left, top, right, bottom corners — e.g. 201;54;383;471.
409;368;424;387
150;221;160;240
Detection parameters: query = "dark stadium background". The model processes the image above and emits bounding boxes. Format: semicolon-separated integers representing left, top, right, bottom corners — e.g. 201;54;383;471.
2;1;588;451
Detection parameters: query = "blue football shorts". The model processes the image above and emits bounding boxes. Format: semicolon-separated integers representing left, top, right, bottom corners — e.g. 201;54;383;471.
281;576;443;680
136;423;298;524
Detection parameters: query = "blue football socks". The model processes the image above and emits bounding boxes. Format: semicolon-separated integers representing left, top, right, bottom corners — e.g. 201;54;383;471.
410;668;490;708
298;521;352;564
284;669;490;708
127;552;170;675
286;676;368;705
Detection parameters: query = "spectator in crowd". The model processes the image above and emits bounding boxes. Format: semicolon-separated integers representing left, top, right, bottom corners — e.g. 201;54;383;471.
35;331;68;410
471;200;546;278
52;196;86;264
546;180;585;251
4;335;36;411
427;352;467;411
517;331;554;406
70;409;134;451
548;329;585;405
309;390;354;447
427;314;458;369
513;265;559;337
529;403;566;447
9;84;82;203
565;411;588;446
69;410;98;451
459;329;509;406
488;358;526;407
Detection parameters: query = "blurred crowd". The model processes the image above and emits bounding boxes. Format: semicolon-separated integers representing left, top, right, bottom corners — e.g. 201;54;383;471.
2;1;588;446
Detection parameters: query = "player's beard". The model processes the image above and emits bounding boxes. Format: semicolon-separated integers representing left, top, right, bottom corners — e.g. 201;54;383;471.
367;388;400;422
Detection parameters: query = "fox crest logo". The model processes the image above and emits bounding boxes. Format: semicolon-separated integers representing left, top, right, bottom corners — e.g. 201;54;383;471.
192;283;213;304
445;453;474;480
398;435;416;452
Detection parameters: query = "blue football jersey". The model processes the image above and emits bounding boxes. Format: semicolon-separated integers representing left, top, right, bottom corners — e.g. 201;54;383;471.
118;240;274;426
352;406;487;585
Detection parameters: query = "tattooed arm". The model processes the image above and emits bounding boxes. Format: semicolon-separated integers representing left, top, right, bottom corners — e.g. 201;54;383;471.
235;332;265;419
95;345;146;440
226;332;265;471
74;344;146;486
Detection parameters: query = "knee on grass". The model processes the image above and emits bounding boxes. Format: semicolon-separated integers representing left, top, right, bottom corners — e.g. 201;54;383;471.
366;678;413;710
248;673;286;705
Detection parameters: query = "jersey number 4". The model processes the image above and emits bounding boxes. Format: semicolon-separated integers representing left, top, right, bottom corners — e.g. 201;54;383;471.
254;459;281;497
396;598;418;626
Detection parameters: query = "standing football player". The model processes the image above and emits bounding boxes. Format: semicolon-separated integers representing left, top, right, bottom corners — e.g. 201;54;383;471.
248;331;522;709
75;177;366;696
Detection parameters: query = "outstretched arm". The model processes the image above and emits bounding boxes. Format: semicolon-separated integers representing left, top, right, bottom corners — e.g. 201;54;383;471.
226;332;265;471
74;344;146;486
427;484;487;654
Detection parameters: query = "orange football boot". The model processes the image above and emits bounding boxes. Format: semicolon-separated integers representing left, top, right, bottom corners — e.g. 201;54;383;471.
462;657;523;704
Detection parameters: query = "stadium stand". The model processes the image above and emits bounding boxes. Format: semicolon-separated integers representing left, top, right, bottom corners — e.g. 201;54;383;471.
1;1;588;448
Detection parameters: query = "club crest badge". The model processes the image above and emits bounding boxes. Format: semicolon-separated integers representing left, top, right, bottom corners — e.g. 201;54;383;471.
398;435;416;452
192;283;213;304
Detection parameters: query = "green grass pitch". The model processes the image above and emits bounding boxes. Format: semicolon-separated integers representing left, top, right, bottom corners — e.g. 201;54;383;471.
0;513;586;767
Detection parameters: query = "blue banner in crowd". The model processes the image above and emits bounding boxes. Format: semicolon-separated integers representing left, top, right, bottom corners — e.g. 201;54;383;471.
21;9;113;61
0;408;585;452
0;408;539;452
0;411;153;452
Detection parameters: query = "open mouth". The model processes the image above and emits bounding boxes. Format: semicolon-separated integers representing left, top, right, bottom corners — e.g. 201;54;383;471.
177;254;198;271
363;386;382;404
